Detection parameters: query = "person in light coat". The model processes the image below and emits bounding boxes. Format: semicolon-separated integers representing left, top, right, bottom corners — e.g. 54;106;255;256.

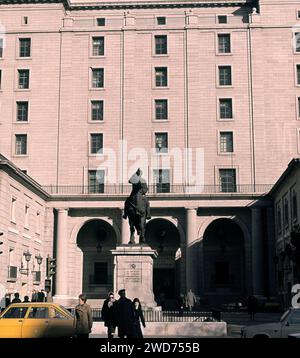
75;294;93;338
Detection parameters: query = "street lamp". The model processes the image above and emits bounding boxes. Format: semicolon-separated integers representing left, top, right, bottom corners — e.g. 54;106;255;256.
96;241;102;253
96;229;107;253
19;250;32;275
157;230;166;253
36;254;43;266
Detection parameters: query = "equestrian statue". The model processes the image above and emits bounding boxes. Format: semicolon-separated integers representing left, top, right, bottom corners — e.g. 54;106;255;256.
123;168;151;244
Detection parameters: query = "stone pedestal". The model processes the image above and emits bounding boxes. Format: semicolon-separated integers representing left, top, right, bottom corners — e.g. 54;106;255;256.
111;245;158;309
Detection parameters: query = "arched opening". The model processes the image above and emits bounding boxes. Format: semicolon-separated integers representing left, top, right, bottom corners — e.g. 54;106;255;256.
77;219;117;299
145;218;181;308
202;218;245;307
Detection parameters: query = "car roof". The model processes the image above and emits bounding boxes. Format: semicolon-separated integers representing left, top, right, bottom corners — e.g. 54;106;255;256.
7;303;62;308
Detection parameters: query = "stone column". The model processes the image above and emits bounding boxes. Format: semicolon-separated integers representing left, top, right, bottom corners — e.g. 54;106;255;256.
55;208;69;298
121;209;131;245
185;208;197;292
251;207;264;295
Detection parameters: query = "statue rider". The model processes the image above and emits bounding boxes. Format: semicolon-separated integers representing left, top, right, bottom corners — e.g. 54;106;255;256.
123;168;151;220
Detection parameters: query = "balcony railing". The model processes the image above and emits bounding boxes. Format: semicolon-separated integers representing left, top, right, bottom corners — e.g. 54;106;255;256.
42;184;272;196
66;308;216;322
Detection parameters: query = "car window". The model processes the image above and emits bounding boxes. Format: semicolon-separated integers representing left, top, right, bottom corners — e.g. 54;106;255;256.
28;307;49;319
59;305;74;317
53;309;69;320
2;307;28;319
290;310;300;324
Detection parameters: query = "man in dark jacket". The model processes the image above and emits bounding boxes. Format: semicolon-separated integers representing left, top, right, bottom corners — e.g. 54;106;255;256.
11;293;21;303
115;289;135;338
101;292;117;338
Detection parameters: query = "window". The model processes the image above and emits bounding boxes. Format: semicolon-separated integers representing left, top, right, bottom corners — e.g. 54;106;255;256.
97;18;105;26
277;203;282;234
36;211;40;234
90;133;103;154
298;98;300;117
219;169;236;192
2;307;28;319
23;16;28;25
91;68;104;88
219;66;232;86
155;35;167;55
28;307;49;319
157;17;166;25
155;99;168;120
218;15;228;24
292;190;298;222
92;37;104;56
24;205;29;229
290;310;300;324
11;198;16;223
18;69;30;89
295;33;300;53
15;134;27;155
218;34;231;54
88;170;105;193
155;132;168;153
220;132;233;153
219;98;233;119
0;70;2;89
92;262;108;284
0;38;3;57
155;67;168;87
17;102;28;122
52;309;68;320
214;262;230;285
91;100;103;121
297;65;300;85
284;196;289;228
19;38;31;57
153;169;170;193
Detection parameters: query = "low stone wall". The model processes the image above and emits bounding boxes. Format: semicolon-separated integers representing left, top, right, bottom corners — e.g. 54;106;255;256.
92;321;227;337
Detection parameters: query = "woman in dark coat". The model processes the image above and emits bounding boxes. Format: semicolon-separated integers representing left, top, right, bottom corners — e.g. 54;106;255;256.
75;294;93;338
132;298;146;338
101;292;117;338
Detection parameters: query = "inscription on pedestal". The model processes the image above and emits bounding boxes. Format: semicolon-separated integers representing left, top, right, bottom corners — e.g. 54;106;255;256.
124;263;141;283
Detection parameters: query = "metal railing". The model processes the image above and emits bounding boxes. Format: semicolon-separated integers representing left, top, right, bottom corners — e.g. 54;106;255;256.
67;308;216;322
42;184;272;196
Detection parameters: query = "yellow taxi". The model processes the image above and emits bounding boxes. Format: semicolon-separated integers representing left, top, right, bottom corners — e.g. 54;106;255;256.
0;302;76;338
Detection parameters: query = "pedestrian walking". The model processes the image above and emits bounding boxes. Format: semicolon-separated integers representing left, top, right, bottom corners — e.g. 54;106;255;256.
247;295;258;321
186;289;197;312
23;296;30;303
115;289;135;338
31;289;38;302
75;294;93;338
101;292;117;338
177;293;185;316
132;298;146;338
11;293;21;304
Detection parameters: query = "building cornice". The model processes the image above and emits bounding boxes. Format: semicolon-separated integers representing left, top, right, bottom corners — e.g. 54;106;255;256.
268;158;300;197
0;0;255;10
0;154;50;200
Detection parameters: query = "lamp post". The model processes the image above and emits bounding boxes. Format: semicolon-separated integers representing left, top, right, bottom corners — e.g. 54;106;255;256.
20;250;32;275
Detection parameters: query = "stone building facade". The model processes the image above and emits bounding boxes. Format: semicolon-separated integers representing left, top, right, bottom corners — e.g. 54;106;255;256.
0;0;299;308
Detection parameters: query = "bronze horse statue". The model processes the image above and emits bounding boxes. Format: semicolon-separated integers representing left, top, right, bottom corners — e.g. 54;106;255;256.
123;169;151;244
